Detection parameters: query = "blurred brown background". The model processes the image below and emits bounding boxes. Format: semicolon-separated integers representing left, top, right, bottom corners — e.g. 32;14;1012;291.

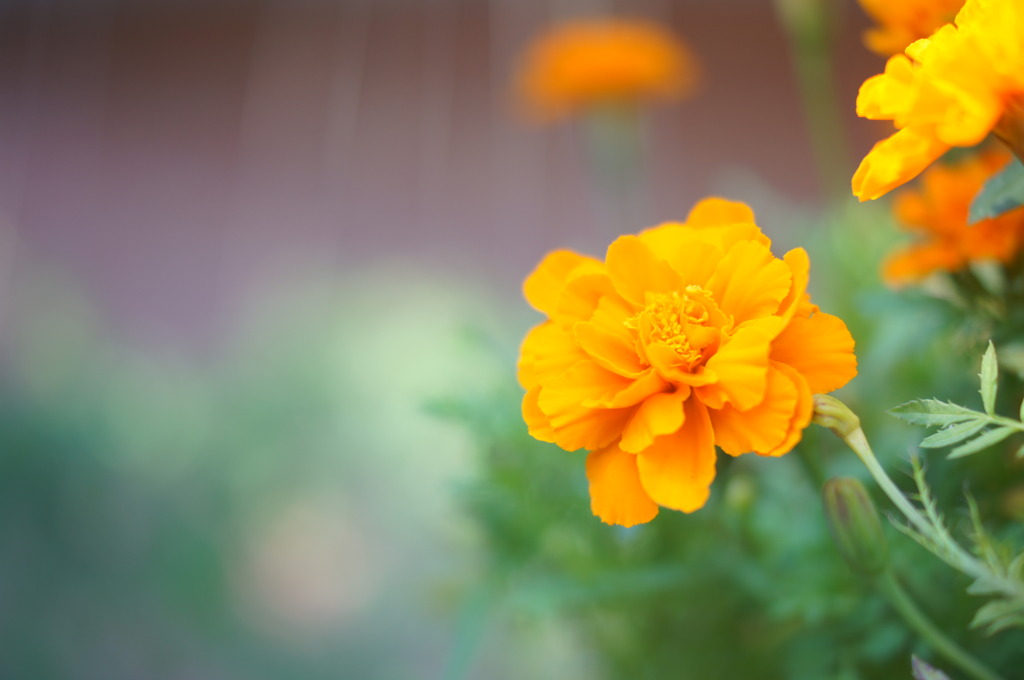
0;0;881;351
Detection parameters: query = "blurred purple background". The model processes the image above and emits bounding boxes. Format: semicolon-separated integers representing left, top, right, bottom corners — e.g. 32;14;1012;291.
0;0;882;352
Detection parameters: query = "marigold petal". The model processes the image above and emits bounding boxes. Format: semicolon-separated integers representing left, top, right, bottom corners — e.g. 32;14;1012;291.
697;317;780;410
584;368;669;409
620;388;690;453
758;362;814;457
708;363;800;456
523;249;602;315
518;321;587;388
856;55;915;120
574;320;645;377
684;197;756;227
852;126;950;201
539;360;633;411
586;445;659;527
522;386;556;442
882;243;964;286
707;241;792;324
776;248;811;325
771;312;857;394
635;399;716;513
605;235;683;305
534;390;634;452
637;225;722;285
556;272;623;326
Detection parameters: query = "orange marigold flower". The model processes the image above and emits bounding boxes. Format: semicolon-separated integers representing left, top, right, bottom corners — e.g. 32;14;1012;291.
856;0;964;56
514;17;699;122
852;0;1024;201
518;198;857;527
883;150;1024;285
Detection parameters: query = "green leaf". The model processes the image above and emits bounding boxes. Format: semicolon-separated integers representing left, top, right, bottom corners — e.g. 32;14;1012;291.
968;574;1009;597
980;341;998;415
970;597;1024;634
969;158;1024;223
919;419;988;448
911;656;951;680
889;400;981;427
948;426;1016;459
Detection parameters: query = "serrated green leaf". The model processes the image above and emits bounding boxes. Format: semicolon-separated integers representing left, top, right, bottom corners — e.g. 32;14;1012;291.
1009;554;1024;578
970;598;1024;634
948;426;1016;459
919;419;988;448
911;656;951;680
968;574;1007;597
969;158;1024;223
889;400;981;427
980;341;998;415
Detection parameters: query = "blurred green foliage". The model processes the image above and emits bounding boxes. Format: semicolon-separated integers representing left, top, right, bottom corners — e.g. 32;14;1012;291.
0;261;505;679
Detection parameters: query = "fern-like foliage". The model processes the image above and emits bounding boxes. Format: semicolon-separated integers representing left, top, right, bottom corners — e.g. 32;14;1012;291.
887;342;1024;634
890;343;1024;459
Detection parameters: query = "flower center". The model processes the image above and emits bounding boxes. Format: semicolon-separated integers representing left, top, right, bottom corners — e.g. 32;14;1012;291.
627;286;733;369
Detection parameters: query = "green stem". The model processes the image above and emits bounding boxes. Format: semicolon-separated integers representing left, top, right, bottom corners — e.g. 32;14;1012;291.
843;427;937;540
878;571;1002;680
813;394;1024;597
841;425;1020;592
776;0;851;205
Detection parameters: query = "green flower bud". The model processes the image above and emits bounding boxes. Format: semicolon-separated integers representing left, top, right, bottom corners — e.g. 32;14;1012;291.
812;394;861;439
822;477;889;576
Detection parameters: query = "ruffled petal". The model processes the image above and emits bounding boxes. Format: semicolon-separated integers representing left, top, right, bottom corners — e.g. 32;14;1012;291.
518;321;587;388
538;360;634;412
635;398;717;513
706;241;792;324
775;248;812;325
556;272;623;326
758;362;814;457
684;196;756;227
771;312;857;394
522;386;556;442
534;391;633;451
696;317;780;410
707;363;799;456
856;55;915;120
637;224;722;286
605;235;683;305
523;249;602;315
852;125;950;201
620;387;691;453
574;322;644;377
586;445;659;527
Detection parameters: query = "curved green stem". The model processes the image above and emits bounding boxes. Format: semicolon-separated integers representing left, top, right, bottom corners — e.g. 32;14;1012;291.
813;395;1024;597
878;571;1002;680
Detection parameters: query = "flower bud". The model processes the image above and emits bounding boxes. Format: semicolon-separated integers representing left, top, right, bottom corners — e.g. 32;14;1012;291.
822;477;889;576
812;394;861;439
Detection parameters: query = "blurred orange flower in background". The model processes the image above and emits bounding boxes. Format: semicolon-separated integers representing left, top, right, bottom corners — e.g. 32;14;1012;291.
883;150;1024;286
852;0;1024;201
514;17;699;122
856;0;963;56
517;199;857;527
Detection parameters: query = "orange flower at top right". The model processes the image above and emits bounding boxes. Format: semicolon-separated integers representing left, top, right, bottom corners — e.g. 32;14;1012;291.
853;0;1024;202
857;0;963;56
883;150;1024;286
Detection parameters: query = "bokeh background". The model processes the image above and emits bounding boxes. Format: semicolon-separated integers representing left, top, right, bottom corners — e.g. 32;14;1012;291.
0;0;906;678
